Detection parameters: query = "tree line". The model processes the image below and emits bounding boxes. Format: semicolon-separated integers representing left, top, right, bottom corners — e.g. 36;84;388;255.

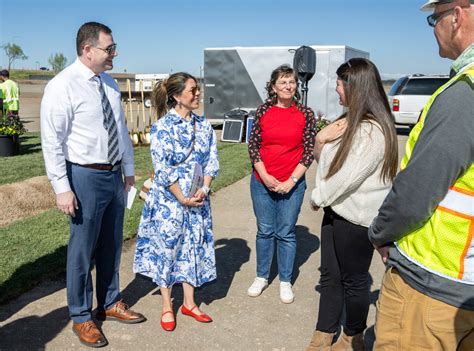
1;43;67;73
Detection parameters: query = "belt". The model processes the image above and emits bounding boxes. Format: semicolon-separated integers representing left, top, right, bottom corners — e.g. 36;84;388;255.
74;161;122;171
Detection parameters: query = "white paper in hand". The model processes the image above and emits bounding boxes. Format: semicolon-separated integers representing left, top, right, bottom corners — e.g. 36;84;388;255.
188;163;204;197
125;186;137;210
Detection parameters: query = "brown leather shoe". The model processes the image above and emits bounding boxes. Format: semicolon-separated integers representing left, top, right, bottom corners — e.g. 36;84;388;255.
96;300;146;324
72;320;107;348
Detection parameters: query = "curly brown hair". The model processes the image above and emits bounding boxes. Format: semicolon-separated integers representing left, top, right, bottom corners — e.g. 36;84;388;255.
265;64;301;105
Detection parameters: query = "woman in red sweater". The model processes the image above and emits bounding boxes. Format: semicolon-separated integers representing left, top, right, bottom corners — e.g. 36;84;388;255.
247;64;316;303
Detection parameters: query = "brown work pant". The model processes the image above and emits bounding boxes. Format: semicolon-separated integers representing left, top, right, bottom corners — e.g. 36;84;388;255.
374;267;474;350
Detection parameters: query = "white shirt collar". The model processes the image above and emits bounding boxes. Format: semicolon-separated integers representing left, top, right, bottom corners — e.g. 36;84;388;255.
74;58;100;81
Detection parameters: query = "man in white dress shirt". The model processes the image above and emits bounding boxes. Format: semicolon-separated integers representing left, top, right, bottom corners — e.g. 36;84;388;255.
41;22;145;348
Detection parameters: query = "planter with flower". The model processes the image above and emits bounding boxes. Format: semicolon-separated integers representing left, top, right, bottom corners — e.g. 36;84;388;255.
315;110;330;132
0;113;27;157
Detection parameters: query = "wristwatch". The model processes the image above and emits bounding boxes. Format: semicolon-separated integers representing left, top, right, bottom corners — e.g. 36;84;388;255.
290;176;298;184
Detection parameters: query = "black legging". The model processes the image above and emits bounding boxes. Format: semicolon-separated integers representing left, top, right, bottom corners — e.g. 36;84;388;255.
316;207;374;336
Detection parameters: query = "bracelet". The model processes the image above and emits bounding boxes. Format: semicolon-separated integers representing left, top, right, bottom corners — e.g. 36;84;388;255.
201;185;211;196
290;176;298;184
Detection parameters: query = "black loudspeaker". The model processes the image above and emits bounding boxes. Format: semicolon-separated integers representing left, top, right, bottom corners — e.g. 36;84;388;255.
293;46;316;83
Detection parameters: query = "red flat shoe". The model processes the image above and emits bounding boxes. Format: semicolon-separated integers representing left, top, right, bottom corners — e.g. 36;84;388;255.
181;305;212;323
160;311;176;331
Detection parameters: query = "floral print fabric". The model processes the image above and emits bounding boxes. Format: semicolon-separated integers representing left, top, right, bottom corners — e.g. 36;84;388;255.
133;109;219;288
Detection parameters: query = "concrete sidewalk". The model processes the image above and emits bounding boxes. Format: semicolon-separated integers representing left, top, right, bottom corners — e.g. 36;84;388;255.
0;165;386;350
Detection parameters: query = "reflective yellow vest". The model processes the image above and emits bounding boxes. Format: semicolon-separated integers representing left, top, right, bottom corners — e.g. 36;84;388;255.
396;64;474;283
0;79;20;112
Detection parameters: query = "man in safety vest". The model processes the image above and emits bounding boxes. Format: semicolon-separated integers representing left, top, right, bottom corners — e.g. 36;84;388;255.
0;70;20;115
369;0;474;349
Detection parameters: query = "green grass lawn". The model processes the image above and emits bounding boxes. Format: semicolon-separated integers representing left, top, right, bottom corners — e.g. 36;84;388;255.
0;133;252;303
0;133;46;185
10;69;55;80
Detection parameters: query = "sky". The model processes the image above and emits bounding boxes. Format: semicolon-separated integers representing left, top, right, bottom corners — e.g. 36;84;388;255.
0;0;453;79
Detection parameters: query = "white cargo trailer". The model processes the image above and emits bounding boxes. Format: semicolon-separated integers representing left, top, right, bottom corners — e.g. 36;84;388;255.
203;46;369;123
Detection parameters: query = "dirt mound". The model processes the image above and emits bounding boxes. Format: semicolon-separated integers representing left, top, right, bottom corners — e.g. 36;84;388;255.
0;176;55;227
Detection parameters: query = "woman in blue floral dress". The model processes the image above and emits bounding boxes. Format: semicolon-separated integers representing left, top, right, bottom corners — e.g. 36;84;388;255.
133;72;219;331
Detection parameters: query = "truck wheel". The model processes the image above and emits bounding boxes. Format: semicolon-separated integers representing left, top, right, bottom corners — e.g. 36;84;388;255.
144;98;152;108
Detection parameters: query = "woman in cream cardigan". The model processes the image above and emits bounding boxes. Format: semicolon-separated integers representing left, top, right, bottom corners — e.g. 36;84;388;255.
306;58;398;351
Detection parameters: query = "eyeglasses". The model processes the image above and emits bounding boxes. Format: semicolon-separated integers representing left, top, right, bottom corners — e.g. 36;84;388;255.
187;86;201;95
275;81;297;87
94;43;117;55
427;8;455;27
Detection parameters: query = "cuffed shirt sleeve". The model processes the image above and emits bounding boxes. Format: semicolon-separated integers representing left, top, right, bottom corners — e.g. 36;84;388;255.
203;123;219;177
119;105;135;177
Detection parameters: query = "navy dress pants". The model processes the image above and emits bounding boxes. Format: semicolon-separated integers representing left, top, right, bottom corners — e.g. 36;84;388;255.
66;162;125;323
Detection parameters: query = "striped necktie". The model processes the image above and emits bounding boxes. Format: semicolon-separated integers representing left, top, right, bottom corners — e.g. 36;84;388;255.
95;76;120;165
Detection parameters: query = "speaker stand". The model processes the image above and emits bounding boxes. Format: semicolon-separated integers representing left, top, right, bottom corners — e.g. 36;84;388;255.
301;80;309;107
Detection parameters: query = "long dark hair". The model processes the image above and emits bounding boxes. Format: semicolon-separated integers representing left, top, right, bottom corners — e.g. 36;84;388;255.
326;58;398;183
152;72;196;118
265;64;301;105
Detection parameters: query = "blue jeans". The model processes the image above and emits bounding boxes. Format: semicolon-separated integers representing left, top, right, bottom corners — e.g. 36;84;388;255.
66;162;125;323
250;173;306;282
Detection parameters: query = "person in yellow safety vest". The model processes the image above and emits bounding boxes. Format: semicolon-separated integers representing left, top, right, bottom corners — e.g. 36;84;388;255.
368;0;474;349
0;70;20;115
